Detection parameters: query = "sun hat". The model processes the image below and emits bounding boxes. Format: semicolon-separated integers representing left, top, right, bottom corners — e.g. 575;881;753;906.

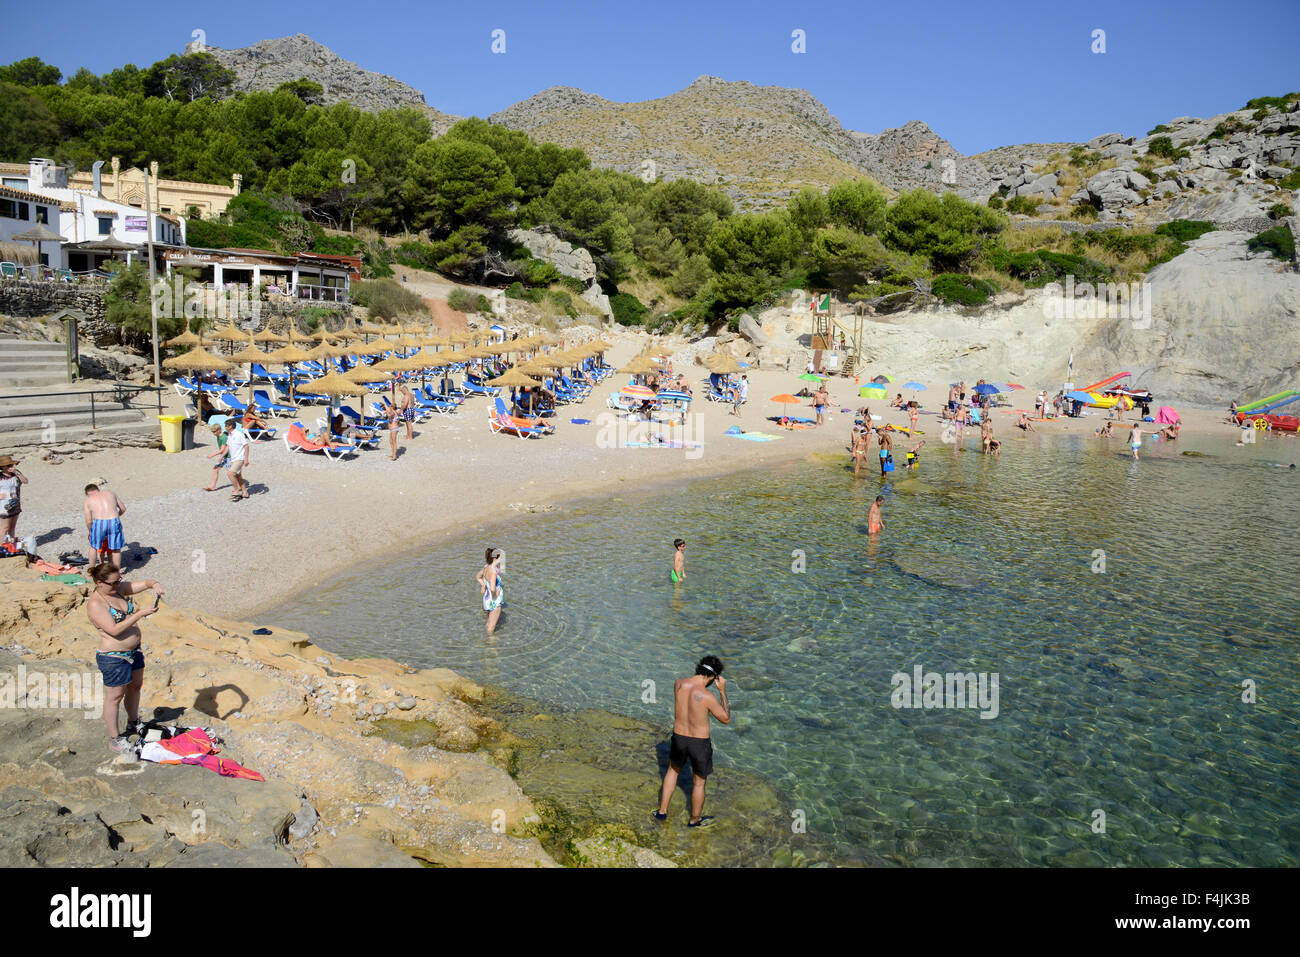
0;455;18;468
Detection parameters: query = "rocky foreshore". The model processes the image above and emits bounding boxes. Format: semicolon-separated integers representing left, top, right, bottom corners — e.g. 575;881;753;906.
0;561;682;867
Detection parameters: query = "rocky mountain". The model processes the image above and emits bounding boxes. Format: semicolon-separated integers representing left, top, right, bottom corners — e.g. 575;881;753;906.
192;36;1299;227
490;76;878;210
189;34;460;135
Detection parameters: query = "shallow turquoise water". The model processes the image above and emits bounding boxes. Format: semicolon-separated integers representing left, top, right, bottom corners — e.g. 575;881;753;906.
268;429;1300;866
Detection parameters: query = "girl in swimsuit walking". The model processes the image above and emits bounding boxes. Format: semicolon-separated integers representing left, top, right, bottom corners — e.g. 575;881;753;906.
476;547;505;636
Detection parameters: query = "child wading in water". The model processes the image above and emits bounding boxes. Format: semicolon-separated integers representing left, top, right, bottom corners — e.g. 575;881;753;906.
476;548;505;635
671;538;686;583
906;439;925;471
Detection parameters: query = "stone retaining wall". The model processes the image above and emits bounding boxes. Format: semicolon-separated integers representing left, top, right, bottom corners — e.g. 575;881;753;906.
0;279;107;322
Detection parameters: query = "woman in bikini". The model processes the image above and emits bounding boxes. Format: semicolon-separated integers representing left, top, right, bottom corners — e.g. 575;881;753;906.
85;563;163;753
476;548;505;636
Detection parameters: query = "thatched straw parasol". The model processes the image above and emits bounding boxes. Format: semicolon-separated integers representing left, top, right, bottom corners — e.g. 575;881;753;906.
165;321;202;349
487;369;543;389
705;353;743;374
229;335;270;403
253;328;287;350
161;345;232;372
621;355;663;375
265;340;314;402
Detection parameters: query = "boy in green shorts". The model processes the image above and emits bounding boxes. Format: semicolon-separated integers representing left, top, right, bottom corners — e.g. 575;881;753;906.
672;538;686;583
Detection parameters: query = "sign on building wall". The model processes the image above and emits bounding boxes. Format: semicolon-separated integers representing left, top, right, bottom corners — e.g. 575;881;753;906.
125;216;146;232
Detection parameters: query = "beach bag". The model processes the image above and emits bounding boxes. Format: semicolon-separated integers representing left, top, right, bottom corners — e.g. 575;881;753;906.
882;454;895;473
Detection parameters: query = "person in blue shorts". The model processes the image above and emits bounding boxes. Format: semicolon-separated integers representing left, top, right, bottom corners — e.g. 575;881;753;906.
85;562;162;754
83;483;127;569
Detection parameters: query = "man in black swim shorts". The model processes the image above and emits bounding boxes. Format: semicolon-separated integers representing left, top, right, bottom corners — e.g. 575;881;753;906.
655;655;730;827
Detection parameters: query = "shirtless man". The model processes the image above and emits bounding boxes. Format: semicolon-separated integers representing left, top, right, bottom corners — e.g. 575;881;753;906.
398;383;416;440
813;384;829;426
867;495;885;535
947;384;959;418
877;428;894;476
83;483;126;568
1017;412;1036;432
981;419;1001;456
851;426;870;477
655;656;729;826
85;562;162;752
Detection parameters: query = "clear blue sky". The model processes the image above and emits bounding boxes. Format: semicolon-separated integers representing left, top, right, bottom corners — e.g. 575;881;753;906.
3;0;1296;154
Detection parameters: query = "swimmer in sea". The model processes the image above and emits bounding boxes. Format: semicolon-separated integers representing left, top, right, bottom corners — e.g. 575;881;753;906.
867;495;885;535
1095;421;1113;438
476;547;505;635
671;538;686;583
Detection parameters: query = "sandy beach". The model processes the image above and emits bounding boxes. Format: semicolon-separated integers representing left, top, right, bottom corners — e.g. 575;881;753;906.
9;333;1254;622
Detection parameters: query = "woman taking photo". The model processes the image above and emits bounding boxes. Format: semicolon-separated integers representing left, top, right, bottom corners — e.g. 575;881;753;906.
85;563;163;753
0;454;28;544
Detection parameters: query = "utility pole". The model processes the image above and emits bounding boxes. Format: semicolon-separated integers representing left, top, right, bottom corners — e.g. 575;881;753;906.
144;165;161;411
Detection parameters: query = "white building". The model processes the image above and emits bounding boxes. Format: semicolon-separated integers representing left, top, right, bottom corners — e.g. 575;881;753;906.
1;159;185;270
0;183;66;268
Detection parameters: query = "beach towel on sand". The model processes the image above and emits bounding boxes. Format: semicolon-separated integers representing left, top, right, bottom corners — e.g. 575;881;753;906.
42;572;88;585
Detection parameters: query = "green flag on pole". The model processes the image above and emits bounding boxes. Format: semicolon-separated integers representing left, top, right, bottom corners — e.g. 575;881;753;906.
810;293;830;313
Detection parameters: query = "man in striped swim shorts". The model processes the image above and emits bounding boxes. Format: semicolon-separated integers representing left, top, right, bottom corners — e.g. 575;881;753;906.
83;483;127;569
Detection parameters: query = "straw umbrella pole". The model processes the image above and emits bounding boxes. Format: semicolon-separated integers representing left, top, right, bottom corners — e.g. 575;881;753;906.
162;345;234;418
228;334;270;405
264;339;313;404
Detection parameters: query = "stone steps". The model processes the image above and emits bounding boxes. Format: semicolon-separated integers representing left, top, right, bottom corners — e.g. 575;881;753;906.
1;419;159;450
0;339;71;389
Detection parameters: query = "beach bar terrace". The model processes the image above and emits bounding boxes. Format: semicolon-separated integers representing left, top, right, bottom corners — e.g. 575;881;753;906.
162;247;356;303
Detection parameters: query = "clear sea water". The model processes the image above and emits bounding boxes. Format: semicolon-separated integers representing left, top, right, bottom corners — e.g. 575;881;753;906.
267;428;1300;866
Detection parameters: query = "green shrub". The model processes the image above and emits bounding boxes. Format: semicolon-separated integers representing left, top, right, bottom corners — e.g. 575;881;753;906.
1005;195;1040;216
1268;203;1293;220
1205;117;1247;141
1276;169;1300;190
505;281;544;303
931;273;997;306
521;258;561;286
609;291;648;326
393;240;435;270
1247;224;1295;261
547;290;577;316
1147;136;1190;161
1147;124;1172;135
351;278;429;320
477;294;494;313
1070;204;1098;221
986;195;1004;209
986;247;1111;287
1243;93;1300;112
1154;219;1215;243
447;288;477;312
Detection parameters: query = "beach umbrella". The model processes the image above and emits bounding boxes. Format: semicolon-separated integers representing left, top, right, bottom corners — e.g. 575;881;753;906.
621;355;662;375
798;373;826;383
253;328;286;350
903;382;926;391
1004;383;1025;390
859;383;887;399
487;369;543;389
972;383;1001;395
1064;390;1094;404
705;354;743;374
165;320;202;350
870;374;893;385
229;334;270;404
298;370;375;425
208;323;244;349
162;345;233;373
620;384;656;400
265;341;313;403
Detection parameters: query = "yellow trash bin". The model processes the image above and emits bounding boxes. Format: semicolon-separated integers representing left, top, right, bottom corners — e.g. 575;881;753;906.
158;414;185;453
